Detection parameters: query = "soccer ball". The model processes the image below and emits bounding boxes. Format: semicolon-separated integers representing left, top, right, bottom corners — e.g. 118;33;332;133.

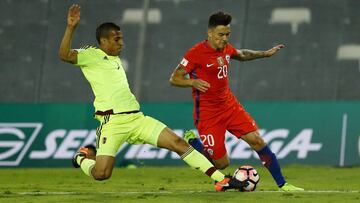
233;165;260;191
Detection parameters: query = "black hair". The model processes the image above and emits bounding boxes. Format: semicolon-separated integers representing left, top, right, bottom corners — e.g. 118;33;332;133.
95;22;121;44
84;144;97;153
208;11;232;28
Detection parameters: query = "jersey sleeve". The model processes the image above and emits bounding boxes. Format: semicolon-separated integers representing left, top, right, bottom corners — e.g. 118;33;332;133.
227;44;238;58
178;49;197;73
74;47;96;67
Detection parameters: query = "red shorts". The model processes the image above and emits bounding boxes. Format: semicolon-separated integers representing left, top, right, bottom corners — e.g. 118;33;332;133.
196;104;258;160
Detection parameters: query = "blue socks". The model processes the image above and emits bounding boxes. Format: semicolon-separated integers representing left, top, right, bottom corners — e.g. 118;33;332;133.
256;145;286;187
189;138;286;187
188;138;204;153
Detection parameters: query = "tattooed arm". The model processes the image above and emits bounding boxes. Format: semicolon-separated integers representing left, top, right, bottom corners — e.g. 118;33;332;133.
232;44;285;61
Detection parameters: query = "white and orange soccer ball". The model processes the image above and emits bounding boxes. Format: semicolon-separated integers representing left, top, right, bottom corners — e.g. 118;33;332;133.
233;165;260;191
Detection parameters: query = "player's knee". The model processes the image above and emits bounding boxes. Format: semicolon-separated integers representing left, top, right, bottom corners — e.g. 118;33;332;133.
93;170;112;181
214;157;230;170
254;136;265;148
246;132;265;150
94;173;111;181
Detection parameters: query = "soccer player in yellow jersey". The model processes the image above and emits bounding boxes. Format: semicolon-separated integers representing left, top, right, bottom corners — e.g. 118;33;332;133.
59;4;244;191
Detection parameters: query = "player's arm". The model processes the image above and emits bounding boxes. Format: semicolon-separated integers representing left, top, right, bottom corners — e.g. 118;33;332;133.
169;66;210;93
232;44;285;61
58;4;81;64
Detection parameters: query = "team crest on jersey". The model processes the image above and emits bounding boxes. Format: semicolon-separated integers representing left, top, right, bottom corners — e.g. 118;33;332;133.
225;54;230;63
217;56;224;66
207;148;214;156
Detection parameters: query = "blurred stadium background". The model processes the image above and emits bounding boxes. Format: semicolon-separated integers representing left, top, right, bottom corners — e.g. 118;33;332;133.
1;0;359;168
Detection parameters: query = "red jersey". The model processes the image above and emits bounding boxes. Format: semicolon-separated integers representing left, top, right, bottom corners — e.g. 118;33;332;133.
179;40;240;123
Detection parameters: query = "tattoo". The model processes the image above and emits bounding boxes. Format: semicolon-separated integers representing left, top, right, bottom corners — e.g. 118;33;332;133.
237;49;266;61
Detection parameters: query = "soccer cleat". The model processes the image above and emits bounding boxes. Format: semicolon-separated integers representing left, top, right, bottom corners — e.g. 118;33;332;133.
280;183;304;191
184;130;196;143
215;176;249;192
72;145;97;168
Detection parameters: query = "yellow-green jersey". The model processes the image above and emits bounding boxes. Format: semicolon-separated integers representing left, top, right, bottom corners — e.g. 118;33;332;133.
75;46;140;113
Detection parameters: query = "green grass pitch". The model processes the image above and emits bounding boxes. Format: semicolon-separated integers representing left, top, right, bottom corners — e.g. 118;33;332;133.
1;165;359;203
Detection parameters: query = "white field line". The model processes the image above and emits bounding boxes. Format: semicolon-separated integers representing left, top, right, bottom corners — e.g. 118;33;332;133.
15;190;359;195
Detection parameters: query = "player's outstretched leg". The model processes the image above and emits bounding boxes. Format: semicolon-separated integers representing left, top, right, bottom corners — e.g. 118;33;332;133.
184;130;204;153
242;131;304;191
158;128;247;192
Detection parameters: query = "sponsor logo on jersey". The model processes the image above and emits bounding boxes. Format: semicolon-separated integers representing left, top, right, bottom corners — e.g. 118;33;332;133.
206;63;214;67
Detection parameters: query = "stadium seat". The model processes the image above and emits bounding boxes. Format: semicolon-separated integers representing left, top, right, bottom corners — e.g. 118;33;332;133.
269;8;311;35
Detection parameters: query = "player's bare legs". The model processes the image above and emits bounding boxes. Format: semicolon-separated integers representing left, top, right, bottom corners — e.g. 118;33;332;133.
157;127;190;154
212;154;230;170
240;130;265;151
73;146;115;181
75;127;188;181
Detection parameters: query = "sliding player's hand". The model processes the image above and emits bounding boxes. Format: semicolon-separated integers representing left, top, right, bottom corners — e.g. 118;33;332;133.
192;79;210;93
67;4;81;28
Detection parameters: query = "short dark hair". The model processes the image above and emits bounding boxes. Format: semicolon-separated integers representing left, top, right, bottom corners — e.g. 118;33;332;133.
208;11;232;28
84;144;97;153
96;22;121;44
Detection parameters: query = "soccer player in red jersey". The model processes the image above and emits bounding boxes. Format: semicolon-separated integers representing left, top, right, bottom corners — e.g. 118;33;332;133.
170;11;303;191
